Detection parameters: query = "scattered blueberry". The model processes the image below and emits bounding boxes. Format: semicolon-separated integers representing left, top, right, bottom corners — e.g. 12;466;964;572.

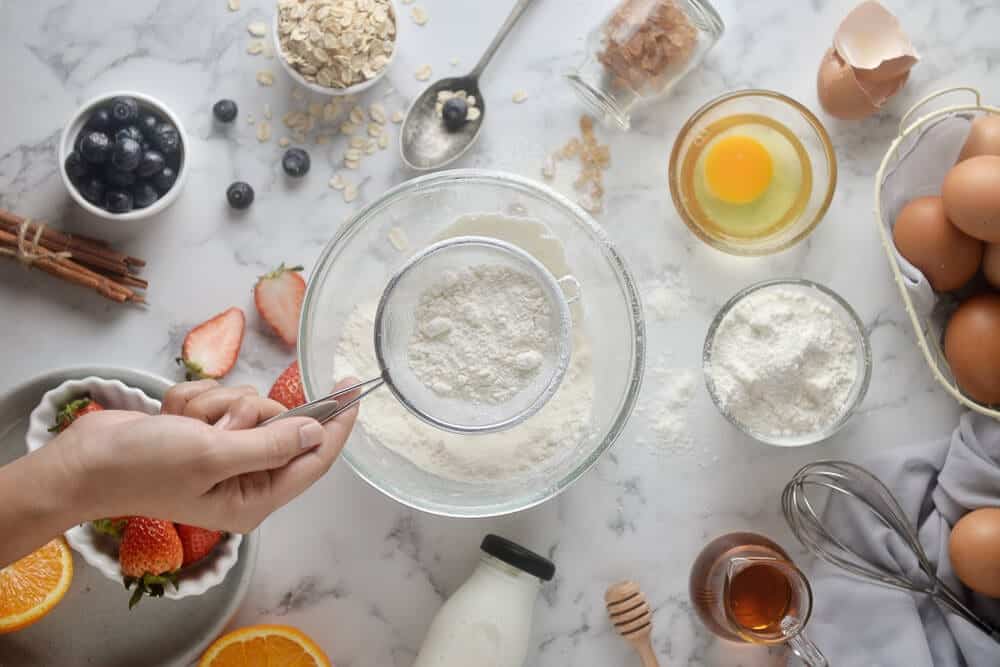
132;182;159;209
441;98;468;131
151;123;181;155
85;108;113;132
79;131;112;165
282;148;311;177
105;166;137;188
137;112;159;138
213;99;238;123
111;137;142;172
151;166;177;193
226;181;254;210
104;189;134;214
64;151;89;184
78;176;105;205
136;149;166;178
114;125;144;144
109;96;139;126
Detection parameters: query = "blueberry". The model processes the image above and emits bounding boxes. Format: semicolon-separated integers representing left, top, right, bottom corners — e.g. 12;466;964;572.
109;96;139;126
282;148;311;177
111;137;142;172
136;149;165;178
79;131;111;164
226;181;254;210
213;99;238;123
77;176;105;205
104;189;134;214
85;108;113;132
64;151;89;184
151;123;181;155
105;165;137;188
114;125;144;144
137;112;159;138
132;182;159;209
151;166;177;193
441;98;468;131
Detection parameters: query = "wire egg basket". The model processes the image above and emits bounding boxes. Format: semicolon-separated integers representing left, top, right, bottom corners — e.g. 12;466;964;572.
875;86;1000;419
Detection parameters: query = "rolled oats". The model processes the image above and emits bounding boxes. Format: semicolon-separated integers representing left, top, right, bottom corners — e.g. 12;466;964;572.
248;21;267;37
279;137;291;147
390;110;404;123
256;70;275;86
415;64;432;81
369;103;386;124
512;89;528;103
343;183;359;202
257;121;272;142
349;106;365;125
247;41;264;55
435;89;480;122
277;0;396;90
378;130;389;149
411;5;428;25
367;122;383;137
228;0;241;11
387;226;409;251
340;121;359;135
449;57;460;67
329;174;346;190
263;104;272;120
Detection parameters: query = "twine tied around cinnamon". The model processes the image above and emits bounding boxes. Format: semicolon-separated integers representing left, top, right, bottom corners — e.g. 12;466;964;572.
0;219;72;267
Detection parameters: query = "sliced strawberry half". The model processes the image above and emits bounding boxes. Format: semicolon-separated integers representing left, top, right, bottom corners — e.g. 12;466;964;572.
268;360;306;409
174;524;224;566
254;264;306;347
177;307;245;380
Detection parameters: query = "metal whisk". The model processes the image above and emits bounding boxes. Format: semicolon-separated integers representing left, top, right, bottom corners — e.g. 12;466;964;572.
782;460;1000;644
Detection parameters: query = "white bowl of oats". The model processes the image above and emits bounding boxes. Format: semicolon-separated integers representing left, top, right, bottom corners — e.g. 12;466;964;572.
273;0;397;96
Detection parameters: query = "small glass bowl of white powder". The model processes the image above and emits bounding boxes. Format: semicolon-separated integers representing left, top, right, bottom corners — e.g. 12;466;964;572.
703;279;872;447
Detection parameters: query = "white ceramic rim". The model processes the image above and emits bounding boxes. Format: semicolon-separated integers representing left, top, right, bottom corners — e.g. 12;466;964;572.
873;86;1000;420
58;91;189;222
703;279;873;447
25;374;243;600
272;1;397;97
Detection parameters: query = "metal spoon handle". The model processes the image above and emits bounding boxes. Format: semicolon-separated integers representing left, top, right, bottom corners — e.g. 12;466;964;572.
260;375;384;426
471;0;536;78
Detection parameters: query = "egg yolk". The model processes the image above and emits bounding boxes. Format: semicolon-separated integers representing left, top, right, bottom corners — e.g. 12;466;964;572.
704;135;774;204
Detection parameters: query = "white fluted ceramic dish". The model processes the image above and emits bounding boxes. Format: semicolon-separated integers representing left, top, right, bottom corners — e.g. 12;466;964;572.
0;367;258;667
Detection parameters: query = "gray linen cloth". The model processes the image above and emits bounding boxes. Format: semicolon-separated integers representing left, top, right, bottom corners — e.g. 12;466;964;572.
808;412;1000;667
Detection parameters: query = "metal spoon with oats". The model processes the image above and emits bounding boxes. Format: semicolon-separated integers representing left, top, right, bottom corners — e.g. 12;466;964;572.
399;0;535;170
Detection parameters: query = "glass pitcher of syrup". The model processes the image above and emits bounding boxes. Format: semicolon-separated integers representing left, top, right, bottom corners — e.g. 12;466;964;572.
690;532;827;666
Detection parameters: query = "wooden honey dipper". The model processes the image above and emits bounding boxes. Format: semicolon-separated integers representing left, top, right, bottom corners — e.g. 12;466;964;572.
605;580;659;667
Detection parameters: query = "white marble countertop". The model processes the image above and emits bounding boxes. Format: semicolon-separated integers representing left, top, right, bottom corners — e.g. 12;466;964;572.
1;0;996;664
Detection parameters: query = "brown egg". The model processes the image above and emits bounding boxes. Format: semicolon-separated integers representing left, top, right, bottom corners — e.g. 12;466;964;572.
816;48;909;121
949;508;1000;598
893;196;983;291
943;156;1000;243
945;294;1000;404
958;115;1000;162
983;244;1000;289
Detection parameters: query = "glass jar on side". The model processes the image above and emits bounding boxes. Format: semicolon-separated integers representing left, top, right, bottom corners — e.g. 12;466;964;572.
566;0;724;130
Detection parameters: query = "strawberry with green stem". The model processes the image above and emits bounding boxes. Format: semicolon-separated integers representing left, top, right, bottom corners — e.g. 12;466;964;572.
119;517;182;608
49;396;104;433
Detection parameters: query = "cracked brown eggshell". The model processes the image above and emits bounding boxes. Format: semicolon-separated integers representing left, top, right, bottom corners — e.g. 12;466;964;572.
817;48;909;120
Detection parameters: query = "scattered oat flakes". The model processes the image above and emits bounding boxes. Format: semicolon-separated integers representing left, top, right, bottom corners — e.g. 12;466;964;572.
512;90;528;103
247;21;267;37
378;130;389;149
390;110;404;123
349;106;366;125
329;174;346;190
345;148;363;162
411;5;428;25
340;121;358;135
367;122;383;138
247;41;264;55
323;102;341;123
364;143;378;155
343;183;359;202
257;121;272;142
387;226;409;251
369;103;386;124
227;0;240;11
308;102;323;118
449;57;460;67
256;70;275;86
279;137;291;147
350;136;367;149
344;159;360;170
467;107;481;121
401;0;413;4
415;64;432;81
263;104;272;120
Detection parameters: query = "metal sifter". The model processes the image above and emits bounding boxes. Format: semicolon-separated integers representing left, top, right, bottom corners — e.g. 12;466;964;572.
266;236;574;434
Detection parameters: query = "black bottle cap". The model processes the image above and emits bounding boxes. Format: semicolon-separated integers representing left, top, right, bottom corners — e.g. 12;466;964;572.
480;534;555;581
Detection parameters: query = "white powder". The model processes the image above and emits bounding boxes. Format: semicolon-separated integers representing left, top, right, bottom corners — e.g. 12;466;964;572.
708;287;859;438
642;272;692;321
336;303;594;481
635;360;698;453
407;264;551;404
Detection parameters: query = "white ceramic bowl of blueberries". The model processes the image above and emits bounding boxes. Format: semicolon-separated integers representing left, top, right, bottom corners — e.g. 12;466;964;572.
59;91;188;222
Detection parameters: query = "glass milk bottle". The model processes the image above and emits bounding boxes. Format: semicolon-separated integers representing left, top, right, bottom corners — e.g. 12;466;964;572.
412;534;555;667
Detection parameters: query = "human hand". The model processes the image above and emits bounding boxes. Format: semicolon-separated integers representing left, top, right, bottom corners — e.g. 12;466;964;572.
42;379;358;534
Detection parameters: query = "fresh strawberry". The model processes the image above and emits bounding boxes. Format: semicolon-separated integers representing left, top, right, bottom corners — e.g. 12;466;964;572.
254;264;306;347
174;524;223;566
268;360;306;409
49;396;104;433
177;307;245;380
119;517;182;608
92;517;128;539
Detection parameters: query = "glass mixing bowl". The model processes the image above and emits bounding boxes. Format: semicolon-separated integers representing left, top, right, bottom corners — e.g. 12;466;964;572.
669;90;837;256
299;170;645;517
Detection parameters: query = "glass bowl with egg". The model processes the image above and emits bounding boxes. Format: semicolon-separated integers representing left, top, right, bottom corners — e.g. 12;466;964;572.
299;170;645;517
669;90;837;256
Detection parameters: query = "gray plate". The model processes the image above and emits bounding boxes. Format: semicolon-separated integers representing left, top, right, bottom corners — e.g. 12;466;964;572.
0;367;259;667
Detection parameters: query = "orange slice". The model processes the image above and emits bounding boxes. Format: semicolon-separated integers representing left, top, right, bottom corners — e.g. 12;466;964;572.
0;537;73;634
199;624;332;667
